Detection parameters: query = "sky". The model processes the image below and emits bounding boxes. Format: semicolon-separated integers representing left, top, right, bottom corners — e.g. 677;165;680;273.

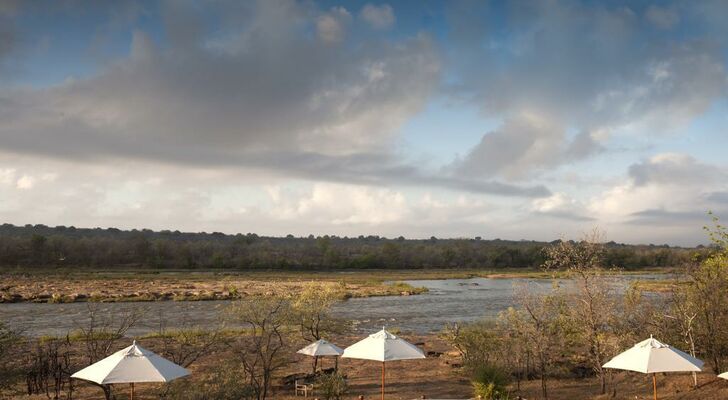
0;0;727;245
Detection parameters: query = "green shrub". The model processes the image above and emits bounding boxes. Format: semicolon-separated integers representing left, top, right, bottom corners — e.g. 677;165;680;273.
471;364;510;400
316;372;348;400
161;362;254;400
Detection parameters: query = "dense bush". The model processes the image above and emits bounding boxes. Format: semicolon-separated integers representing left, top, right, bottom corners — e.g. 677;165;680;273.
161;362;255;400
471;364;510;400
315;371;348;400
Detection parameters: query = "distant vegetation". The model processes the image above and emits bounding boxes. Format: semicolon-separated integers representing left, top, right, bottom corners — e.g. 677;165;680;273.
0;223;704;270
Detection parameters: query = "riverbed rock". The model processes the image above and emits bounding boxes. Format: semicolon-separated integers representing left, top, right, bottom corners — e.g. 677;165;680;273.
70;293;88;301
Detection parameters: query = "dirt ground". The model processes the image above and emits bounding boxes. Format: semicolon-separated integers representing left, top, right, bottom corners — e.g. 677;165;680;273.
10;334;728;400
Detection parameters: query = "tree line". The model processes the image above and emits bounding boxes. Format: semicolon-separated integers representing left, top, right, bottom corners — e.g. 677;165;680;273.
0;223;701;270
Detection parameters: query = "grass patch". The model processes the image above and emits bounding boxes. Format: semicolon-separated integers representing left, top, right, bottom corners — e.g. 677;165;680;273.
387;281;428;295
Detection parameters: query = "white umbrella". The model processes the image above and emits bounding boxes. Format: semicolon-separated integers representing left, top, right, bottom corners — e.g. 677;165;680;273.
297;339;344;372
298;339;344;357
602;336;703;400
71;340;190;400
718;372;728;380
342;328;425;400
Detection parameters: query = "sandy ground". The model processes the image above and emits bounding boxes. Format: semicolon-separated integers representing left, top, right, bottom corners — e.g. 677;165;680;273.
9;334;728;400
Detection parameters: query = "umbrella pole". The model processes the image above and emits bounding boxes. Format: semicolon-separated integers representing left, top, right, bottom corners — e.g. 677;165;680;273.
130;382;134;400
652;373;657;400
381;362;385;400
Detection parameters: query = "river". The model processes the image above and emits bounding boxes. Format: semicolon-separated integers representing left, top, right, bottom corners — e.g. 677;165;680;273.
0;275;666;337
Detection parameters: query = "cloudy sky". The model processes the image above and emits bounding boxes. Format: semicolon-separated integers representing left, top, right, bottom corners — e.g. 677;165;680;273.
1;0;727;245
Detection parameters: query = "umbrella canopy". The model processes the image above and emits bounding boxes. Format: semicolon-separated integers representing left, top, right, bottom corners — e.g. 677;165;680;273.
297;339;344;357
342;328;425;362
72;340;190;384
603;336;703;374
342;328;425;400
603;336;703;400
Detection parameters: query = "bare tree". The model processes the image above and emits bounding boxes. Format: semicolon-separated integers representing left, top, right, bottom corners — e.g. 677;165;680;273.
500;283;566;400
542;229;616;395
227;297;292;400
25;337;75;400
441;321;502;370
291;283;349;372
292;283;348;342
156;312;222;368
665;284;699;387
0;321;22;393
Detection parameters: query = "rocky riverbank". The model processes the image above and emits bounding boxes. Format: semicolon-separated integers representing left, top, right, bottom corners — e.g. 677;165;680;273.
0;274;426;303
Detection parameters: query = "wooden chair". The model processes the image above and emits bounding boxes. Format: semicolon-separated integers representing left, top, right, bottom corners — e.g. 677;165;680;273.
295;379;314;397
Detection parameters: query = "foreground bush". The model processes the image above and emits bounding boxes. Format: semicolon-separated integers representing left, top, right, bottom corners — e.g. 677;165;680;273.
316;371;348;400
161;363;254;400
471;364;510;400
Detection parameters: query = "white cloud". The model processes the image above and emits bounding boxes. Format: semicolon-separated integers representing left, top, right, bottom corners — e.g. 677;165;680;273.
449;1;727;179
453;113;602;181
0;168;15;184
589;153;728;227
266;183;407;225
360;4;395;30
532;193;575;213
316;7;351;44
15;174;33;189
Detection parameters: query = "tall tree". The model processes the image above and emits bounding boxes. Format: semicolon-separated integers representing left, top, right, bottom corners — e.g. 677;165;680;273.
228;297;292;400
542;229;616;395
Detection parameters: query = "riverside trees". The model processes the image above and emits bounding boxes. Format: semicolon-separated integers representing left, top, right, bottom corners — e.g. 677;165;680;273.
226;285;350;400
445;218;728;399
678;213;728;374
0;222;696;270
542;229;617;395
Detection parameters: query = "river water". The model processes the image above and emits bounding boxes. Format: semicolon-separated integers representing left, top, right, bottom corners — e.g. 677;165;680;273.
0;275;665;337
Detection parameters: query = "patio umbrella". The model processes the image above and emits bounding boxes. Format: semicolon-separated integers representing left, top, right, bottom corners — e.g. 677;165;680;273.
297;339;344;372
602;336;703;400
71;340;190;400
342;328;425;400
